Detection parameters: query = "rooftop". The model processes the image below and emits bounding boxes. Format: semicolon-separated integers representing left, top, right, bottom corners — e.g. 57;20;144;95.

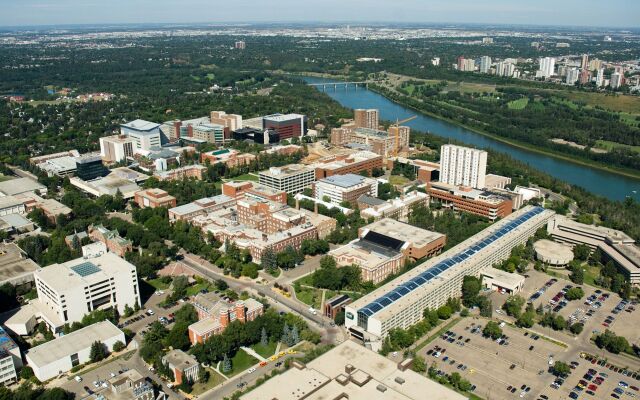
26;320;123;367
358;194;386;207
240;340;465;400
0;243;41;285
318;173;371;188
121;119;160;131
363;218;445;249
0;213;33;229
163;349;198;371
0;326;18;356
34;252;136;292
260;164;314;178
263;113;305;122
0;177;46;196
481;268;526;288
429;181;509;205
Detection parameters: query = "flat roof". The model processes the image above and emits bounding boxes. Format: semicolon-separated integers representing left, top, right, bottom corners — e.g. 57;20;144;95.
0;326;18;355
26;320;123;367
319;173;370;188
351;206;553;323
34;252;135;292
363;218;445;249
0;178;45;196
481;268;526;287
0;243;40;284
260;164;314;178
0;213;32;229
163;349;198;371
0;196;24;210
121;119;160;131
263;113;305;122
241;340;465;400
533;239;574;260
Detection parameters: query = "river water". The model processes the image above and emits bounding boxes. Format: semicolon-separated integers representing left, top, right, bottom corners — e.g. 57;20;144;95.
304;77;639;202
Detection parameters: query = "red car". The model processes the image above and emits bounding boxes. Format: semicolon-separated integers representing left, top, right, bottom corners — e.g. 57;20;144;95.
602;322;610;327
588;384;598;391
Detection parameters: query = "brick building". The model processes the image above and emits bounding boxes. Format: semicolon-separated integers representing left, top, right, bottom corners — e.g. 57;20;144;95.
88;224;133;257
262;114;307;140
154;164;206;181
134;188;177;209
427;182;512;221
200;148;256;169
221;181;287;204
313;151;383;180
188;298;264;345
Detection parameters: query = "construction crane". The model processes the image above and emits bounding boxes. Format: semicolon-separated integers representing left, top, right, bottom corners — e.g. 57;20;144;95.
391;115;416;157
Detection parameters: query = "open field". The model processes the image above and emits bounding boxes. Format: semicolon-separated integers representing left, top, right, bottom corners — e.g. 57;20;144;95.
507;97;530;110
232;173;259;182
442;81;497;94
191;368;226;396
225;349;258;377
251;341;278;358
595;140;640;154
558;91;640;114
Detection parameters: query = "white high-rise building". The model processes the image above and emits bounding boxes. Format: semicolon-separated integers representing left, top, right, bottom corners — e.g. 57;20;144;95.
480;56;492;74
120;119;161;151
99;135;135;163
439;144;488;189
610;72;623;89
538;57;556;78
565;68;580;84
596;68;605;87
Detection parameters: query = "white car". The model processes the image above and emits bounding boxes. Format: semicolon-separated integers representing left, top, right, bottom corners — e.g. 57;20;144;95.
247;367;256;374
74;376;82;382
147;309;154;316
93;381;99;388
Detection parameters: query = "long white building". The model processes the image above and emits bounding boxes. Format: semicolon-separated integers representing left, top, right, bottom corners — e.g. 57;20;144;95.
439;144;488;189
345;206;554;345
10;253;141;335
120;119;161;151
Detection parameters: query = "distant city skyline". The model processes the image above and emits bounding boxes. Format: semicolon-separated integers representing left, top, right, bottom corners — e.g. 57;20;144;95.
1;0;639;29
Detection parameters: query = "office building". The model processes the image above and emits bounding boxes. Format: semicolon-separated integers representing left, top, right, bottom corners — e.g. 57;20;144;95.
323;294;351;319
210;111;242;132
359;190;429;222
547;215;640;284
431;57;440;66
0;326;22;386
26;321;125;381
262;114;307;140
481;269;525;294
35;155;79;177
427;182;512;221
258;164;315;194
76;155;108;181
565;68;580;84
100;135;135;163
484;173;512;190
313;174;378;205
479;56;492;73
538;57;555;78
0;243;41;287
439;144;487;189
70;167;148;199
29;150;80;166
457;56;475;72
345;206;554;342
234;41;246;49
10;253;141;335
353;109;379;129
330;126;410;158
162;350;199;385
120;119;161;151
188;298;264;345
134;188;177;209
596;68;605;87
330;219;445;284
240;340;466;400
233;127;280;144
387;157;440;183
589;58;603;71
154;164;206;181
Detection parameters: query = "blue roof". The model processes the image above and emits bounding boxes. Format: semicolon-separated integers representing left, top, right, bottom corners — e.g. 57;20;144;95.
357;206;545;319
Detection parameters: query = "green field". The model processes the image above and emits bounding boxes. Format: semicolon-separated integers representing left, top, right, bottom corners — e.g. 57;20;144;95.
145;278;170;291
0;175;13;182
443;81;497;94
559;91;640;114
226;349;258;377
507;97;529;110
295;287;322;309
251;341;278;358
191;368;226;396
233;173;259;182
388;175;410;186
186;282;214;296
595;140;640;154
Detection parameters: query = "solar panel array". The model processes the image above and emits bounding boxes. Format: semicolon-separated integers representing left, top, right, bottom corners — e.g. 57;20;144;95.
357;206;545;322
70;261;102;277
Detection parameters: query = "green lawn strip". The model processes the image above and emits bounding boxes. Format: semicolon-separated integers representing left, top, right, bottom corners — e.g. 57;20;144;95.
507;97;529;110
233;173;259;182
224;349;259;377
145;278;170;291
186;282;214;296
191;368;226;395
414;317;461;351
251;341;278;358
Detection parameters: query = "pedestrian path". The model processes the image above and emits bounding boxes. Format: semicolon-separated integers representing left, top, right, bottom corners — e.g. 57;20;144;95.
241;346;267;362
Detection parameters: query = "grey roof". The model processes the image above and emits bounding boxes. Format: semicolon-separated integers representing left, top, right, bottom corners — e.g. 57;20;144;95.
0;178;45;196
121;119;160;131
0;213;32;228
358;194;385;206
26;321;123;367
320;173;367;188
169;203;203;215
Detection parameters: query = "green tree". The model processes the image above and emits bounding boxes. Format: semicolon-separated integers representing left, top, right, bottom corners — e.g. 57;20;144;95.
437;305;452;320
261;327;269;347
222;353;232;373
123;304;134;318
570;323;584;334
565;287;585;300
112;341;126;352
570;267;584;284
412;355;427;373
573;244;591;261
502;295;526;318
483;321;503;340
461;275;482;307
552;361;571;377
89;341;107;363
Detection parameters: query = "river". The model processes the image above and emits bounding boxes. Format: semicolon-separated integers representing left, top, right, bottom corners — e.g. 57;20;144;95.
304;77;639;202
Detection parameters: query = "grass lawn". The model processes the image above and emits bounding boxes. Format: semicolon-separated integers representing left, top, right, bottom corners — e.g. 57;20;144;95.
507;97;529;110
595;140;640;154
559;91;640;114
389;175;410;186
295;287;322;309
581;263;602;287
0;175;13;182
233;173;259;182
145;278;170;291
251;341;278;358
443;81;496;94
186;282;214;296
191;368;226;395
225;349;258;377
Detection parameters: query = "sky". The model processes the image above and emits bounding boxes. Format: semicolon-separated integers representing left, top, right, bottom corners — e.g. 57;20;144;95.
1;0;638;28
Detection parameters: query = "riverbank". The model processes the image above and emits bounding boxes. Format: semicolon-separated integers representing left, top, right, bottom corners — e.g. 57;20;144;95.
367;84;640;181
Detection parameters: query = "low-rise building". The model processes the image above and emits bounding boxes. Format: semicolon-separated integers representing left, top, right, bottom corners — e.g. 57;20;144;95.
26;320;125;381
240;340;466;400
70;167;149;199
188;298;264;345
427;182;512;221
89;224;133;257
0;177;47;197
154;164;206;181
134;188;177;209
200;149;256;168
262;113;307;140
0;196;26;216
168;194;235;222
258;164;315;194
0;243;41;287
481;268;526;294
359;190;429;222
387;157;440;183
0;326;22;386
484;174;512;190
162;350;200;385
323;294;352;319
313;151;383;180
313;174;378;205
107;369;157;400
222;181;287;204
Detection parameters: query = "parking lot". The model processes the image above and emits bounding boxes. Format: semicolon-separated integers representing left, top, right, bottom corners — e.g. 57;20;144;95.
419;317;567;400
